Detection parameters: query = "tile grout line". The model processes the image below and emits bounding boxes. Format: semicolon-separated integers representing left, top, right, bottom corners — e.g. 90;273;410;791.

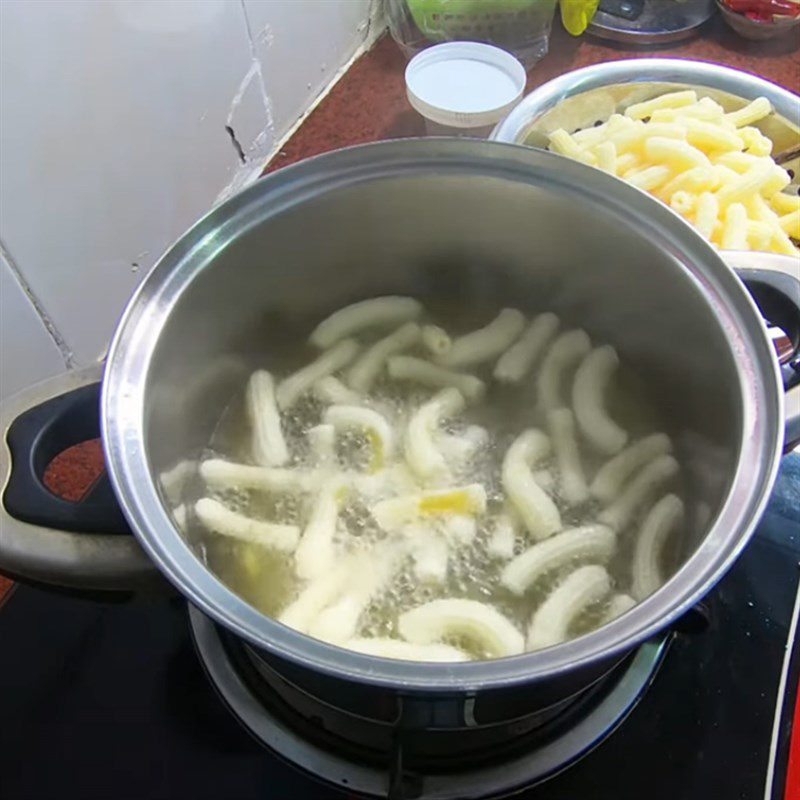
0;237;75;369
216;2;386;204
237;0;275;140
212;0;280;201
366;0;386;41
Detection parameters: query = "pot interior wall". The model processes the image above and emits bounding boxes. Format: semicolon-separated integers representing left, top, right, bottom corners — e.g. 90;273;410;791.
143;169;742;605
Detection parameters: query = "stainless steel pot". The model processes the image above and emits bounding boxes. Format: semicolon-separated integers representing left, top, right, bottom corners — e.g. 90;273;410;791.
1;140;798;743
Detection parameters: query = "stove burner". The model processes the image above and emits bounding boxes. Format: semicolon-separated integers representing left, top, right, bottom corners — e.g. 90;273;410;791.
189;606;670;799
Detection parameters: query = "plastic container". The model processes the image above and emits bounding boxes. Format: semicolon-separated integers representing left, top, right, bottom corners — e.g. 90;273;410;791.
387;0;558;69
405;42;527;137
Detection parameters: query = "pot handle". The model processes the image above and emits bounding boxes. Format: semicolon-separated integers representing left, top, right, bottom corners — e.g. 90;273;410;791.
0;364;161;590
735;268;800;453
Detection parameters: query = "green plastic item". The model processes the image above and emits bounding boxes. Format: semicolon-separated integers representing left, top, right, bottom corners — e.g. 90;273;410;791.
560;0;601;35
407;0;553;41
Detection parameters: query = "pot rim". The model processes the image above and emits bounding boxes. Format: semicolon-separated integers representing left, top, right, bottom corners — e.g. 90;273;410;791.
101;139;783;691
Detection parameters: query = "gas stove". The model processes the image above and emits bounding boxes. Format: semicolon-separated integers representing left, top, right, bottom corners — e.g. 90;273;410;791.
2;453;798;800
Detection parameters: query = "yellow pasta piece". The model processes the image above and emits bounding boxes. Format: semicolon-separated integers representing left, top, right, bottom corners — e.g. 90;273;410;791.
771;192;800;215
715;165;743;187
719;163;787;198
750;193;800;253
713;159;789;204
681;118;744;153
739;127;773;157
669;191;696;216
625;165;672;192
614;152;640;175
690;96;726;116
572;123;609;147
624;90;698;120
648;109;677;123
747;192;779;222
610;123;686;155
644;137;710;171
715;161;775;206
720;203;748;250
651;98;726;124
772;230;800;256
650;106;736;130
609;113;636;127
747;220;775;251
594;140;617;174
709;221;723;247
693;192;719;240
573;114;635;147
779;210;800;239
639;123;688;139
548;129;597;165
714;151;770;174
747;219;773;236
548;128;582;156
762;167;791;197
656;167;719;200
725;97;772;128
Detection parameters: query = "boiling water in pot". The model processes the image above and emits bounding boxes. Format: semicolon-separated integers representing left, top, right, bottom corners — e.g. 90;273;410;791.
182;297;685;662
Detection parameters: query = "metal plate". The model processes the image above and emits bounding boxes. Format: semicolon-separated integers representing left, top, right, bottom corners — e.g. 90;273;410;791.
588;0;717;44
491;62;800;185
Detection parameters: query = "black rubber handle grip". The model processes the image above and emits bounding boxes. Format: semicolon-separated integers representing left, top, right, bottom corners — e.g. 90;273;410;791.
3;382;131;535
736;267;800;452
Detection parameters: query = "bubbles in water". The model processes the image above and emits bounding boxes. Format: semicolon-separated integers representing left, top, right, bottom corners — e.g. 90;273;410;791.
192;308;678;657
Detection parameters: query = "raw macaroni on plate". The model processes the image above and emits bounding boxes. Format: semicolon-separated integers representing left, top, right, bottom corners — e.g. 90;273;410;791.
546;91;800;256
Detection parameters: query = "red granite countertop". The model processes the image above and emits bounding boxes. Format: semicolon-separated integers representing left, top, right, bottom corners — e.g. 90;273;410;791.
2;17;797;606
267;18;799;174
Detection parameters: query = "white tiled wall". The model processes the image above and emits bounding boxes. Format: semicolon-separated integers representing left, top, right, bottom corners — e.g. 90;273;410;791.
0;0;378;397
244;0;377;141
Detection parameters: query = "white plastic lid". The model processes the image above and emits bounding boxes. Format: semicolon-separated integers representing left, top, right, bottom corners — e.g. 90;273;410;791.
405;42;527;129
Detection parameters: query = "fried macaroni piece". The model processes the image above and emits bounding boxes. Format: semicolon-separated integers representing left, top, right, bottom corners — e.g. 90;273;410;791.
195;498;299;552
502;524;616;596
246;370;289;467
632;493;684;601
572;345;628;456
527;565;611;650
277;339;360;409
399;598;525;658
439;308;526;368
309;296;422;349
502;429;561;540
405;388;466;483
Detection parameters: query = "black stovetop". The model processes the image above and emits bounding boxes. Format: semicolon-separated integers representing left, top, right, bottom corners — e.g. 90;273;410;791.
2;454;799;800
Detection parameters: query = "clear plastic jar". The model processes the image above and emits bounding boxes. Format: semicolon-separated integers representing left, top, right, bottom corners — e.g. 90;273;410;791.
405;42;527;137
387;0;558;69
